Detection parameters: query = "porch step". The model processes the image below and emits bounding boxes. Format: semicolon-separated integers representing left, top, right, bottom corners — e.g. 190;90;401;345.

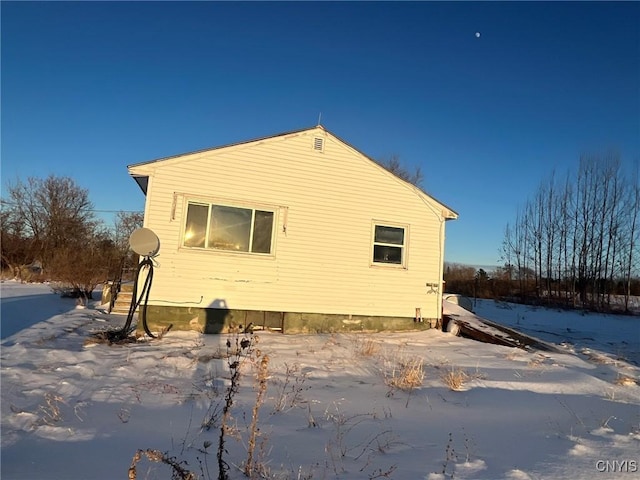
111;284;136;315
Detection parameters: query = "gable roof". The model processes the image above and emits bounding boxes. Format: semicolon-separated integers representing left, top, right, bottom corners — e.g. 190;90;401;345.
128;126;317;170
128;126;458;219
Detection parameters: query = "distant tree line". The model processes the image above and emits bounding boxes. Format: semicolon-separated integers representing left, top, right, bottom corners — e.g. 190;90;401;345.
444;264;516;303
1;175;143;298
445;154;640;314
445;261;639;315
495;153;639;313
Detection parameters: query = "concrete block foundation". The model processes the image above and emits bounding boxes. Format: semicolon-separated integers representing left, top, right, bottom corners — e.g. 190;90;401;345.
135;305;433;334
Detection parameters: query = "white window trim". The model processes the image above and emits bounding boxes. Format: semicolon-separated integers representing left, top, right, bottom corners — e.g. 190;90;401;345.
181;198;278;257
370;221;409;269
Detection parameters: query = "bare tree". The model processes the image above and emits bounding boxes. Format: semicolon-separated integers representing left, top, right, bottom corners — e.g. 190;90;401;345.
621;163;639;312
501;152;639;311
1;176;150;295
443;263;477;297
558;173;573;304
1;175;118;296
113;211;144;254
500;207;533;300
0;204;39;280
376;155;424;187
48;228;116;299
2;175;97;273
110;210;144;281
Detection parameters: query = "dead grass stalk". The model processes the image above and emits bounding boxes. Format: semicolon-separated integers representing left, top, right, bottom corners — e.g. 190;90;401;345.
385;356;425;391
441;368;469;391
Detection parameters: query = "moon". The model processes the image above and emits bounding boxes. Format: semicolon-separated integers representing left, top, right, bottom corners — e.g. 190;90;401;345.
475;32;481;38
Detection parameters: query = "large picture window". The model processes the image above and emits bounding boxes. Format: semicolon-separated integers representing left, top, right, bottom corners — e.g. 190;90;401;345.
184;201;275;254
372;224;406;266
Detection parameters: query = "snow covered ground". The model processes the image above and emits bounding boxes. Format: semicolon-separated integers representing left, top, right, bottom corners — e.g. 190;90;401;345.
1;280;639;480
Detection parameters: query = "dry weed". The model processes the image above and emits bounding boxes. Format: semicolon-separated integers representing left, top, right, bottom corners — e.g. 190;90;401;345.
272;362;309;413
38;392;65;425
614;375;637;386
385;357;425;391
441;368;469;391
322;333;340;350
581;349;613;365
527;355;545;368
245;353;269;477
128;449;196;480
353;336;381;357
504;350;523;361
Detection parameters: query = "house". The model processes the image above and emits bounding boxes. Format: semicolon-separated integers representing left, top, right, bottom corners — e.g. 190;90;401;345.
127;126;458;334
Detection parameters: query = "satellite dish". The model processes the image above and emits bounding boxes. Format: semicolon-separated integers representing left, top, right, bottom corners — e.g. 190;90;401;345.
129;228;160;257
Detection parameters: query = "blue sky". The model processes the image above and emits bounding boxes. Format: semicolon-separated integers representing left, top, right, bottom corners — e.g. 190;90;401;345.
2;1;639;267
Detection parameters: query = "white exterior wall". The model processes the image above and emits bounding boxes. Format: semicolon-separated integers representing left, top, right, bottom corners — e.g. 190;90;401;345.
128;128;455;320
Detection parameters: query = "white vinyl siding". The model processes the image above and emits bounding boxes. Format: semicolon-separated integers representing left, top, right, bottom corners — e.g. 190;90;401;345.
129;127;454;320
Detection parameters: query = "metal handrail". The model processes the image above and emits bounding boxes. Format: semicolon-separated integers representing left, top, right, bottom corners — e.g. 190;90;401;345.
108;256;127;314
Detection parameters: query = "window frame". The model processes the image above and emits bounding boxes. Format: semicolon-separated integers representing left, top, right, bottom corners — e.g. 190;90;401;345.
182;199;277;256
370;222;409;268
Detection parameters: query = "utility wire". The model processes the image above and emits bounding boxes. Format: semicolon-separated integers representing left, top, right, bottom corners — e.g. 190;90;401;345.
1;201;142;214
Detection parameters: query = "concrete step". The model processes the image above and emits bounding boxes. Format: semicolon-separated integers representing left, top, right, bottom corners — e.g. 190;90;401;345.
113;302;135;312
116;282;135;293
116;292;133;302
111;289;136;315
111;307;132;315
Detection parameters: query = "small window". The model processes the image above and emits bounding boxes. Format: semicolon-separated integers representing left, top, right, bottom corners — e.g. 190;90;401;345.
184;201;275;254
313;137;324;152
372;224;406;266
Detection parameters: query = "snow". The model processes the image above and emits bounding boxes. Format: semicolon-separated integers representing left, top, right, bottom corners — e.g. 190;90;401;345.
1;280;639;480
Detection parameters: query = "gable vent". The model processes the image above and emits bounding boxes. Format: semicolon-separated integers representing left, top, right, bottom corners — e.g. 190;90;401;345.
313;137;324;152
